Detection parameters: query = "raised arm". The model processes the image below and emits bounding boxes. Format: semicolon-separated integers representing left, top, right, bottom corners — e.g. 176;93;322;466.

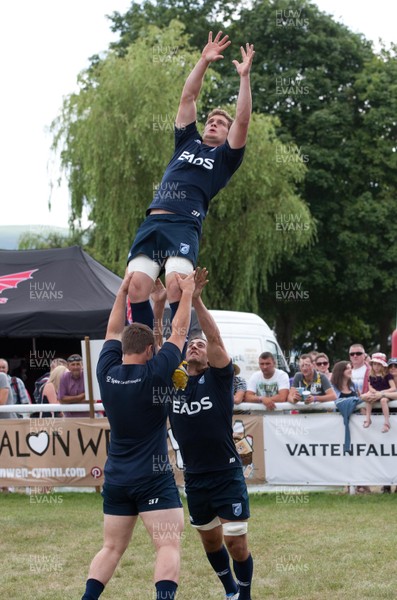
192;268;230;369
105;272;133;341
150;278;167;351
175;31;231;129
227;43;255;149
168;272;195;352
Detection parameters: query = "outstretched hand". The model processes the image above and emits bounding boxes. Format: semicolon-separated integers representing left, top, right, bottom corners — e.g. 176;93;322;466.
120;269;133;294
193;267;209;299
176;271;196;295
202;31;231;64
150;278;167;304
232;43;255;76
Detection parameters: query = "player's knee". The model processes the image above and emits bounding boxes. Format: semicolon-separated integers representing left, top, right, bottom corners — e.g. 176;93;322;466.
166;275;182;300
103;539;128;559
224;536;249;561
127;272;153;302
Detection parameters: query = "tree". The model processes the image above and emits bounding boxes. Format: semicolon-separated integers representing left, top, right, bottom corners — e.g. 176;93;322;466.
107;0;236;57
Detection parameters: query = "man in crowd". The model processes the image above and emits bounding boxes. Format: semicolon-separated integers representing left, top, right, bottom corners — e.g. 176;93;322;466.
349;343;370;394
245;352;289;408
0;358;30;418
58;354;89;417
81;270;194;600
288;353;336;404
168;268;254;600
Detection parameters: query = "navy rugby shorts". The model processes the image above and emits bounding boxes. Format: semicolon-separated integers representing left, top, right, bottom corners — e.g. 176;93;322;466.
102;471;182;516
127;214;200;270
184;468;250;526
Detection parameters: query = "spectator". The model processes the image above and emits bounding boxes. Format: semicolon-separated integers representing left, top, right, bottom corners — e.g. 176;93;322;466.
331;361;359;398
31;358;68;418
386;357;397;391
288;354;337;404
233;363;247;405
58;354;89;418
0;370;17;420
348;345;372;494
245;352;289;409
41;365;68;418
0;371;17;492
332;361;361;454
0;358;31;418
349;344;370;394
314;353;332;381
361;353;396;432
309;351;319;363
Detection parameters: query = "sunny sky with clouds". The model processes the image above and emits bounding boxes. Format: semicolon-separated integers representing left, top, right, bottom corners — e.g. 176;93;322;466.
0;0;395;231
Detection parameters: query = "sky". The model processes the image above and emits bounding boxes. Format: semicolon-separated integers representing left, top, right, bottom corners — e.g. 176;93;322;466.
0;0;395;231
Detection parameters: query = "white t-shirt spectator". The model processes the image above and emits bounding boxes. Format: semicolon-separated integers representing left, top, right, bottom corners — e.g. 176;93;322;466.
352;365;368;393
247;368;290;398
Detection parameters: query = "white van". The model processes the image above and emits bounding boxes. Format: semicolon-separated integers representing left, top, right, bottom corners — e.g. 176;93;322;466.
208;310;288;380
160;307;289;380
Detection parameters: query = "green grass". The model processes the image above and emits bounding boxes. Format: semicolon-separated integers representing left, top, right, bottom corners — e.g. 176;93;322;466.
1;490;397;599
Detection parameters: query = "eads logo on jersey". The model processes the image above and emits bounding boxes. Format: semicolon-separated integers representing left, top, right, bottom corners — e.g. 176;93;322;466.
177;150;214;170
173;395;213;415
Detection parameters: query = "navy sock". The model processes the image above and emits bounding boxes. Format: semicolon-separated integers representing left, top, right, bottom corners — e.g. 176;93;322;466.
81;578;105;600
169;301;179;322
206;546;238;595
155;579;178;599
233;554;253;600
169;301;191;358
131;300;154;329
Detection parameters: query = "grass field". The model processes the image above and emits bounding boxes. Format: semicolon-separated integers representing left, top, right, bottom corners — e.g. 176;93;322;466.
1;490;397;599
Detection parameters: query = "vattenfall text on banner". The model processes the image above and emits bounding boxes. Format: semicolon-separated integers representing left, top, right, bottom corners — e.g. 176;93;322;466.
264;413;397;485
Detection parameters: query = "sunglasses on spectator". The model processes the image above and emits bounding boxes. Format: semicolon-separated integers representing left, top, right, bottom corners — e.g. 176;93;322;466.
349;352;364;356
389;364;397;368
316;361;329;366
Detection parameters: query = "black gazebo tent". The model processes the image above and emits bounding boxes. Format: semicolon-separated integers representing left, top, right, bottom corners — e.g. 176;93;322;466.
0;246;122;338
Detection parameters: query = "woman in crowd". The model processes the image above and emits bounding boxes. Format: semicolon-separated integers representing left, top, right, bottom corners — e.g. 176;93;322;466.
361;353;396;432
41;365;68;418
331;361;358;398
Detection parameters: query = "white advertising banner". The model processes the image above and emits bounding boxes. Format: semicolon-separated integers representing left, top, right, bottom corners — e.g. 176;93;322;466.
264;413;397;485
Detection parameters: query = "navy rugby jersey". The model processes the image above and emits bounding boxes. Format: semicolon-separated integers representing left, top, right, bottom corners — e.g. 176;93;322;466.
147;122;245;231
168;361;241;474
97;339;181;485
